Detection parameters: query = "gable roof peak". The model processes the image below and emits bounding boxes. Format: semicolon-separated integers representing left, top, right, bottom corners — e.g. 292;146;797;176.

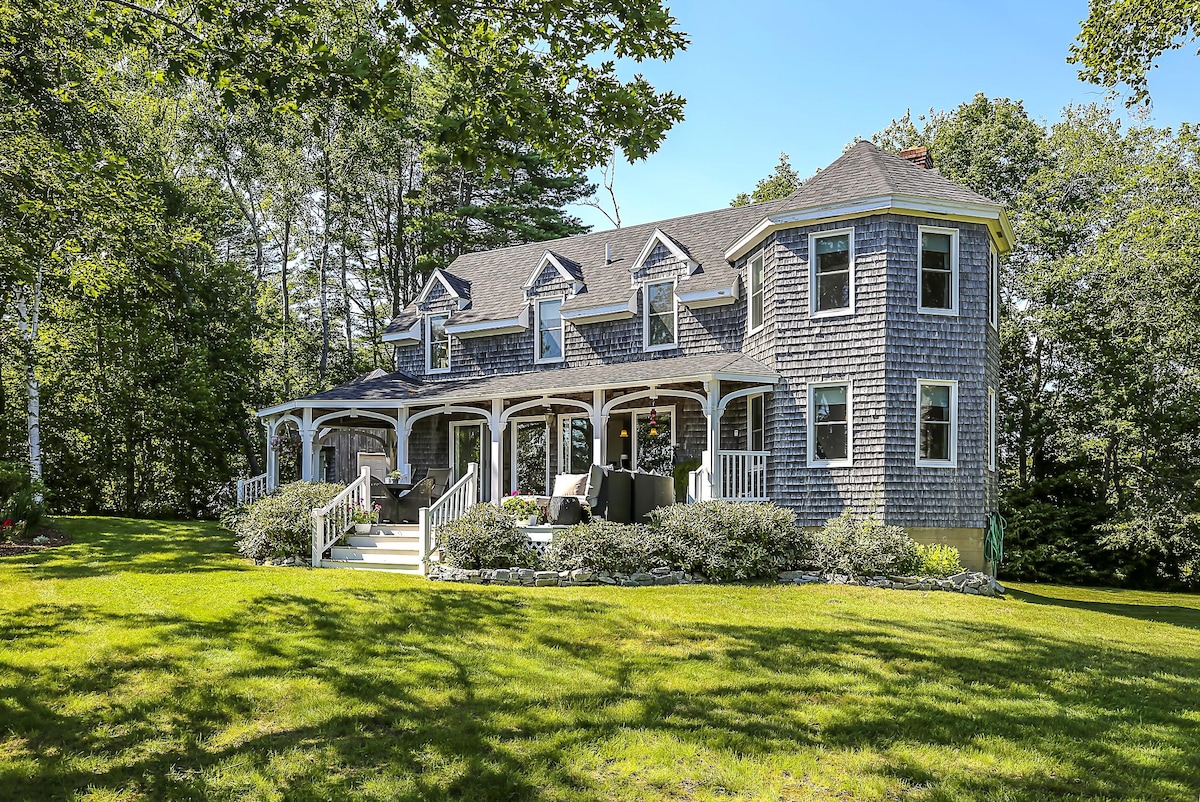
631;227;699;276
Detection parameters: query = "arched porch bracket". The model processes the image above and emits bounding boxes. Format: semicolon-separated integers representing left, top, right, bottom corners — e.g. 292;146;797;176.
716;384;776;414
312;408;400;432
405;404;496;435
500;396;594;427
602;387;709;417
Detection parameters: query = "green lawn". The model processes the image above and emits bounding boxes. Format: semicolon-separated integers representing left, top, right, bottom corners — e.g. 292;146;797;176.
2;519;1199;801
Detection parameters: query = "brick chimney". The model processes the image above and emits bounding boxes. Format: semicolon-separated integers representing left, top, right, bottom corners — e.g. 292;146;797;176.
899;146;933;169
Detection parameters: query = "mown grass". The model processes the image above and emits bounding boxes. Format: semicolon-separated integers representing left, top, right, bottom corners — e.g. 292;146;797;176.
1;517;1199;801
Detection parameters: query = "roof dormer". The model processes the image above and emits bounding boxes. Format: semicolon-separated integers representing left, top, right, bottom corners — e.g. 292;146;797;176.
416;268;472;310
523;250;585;296
631;228;700;278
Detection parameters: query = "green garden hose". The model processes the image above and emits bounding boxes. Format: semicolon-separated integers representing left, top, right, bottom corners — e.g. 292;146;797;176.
985;511;1006;571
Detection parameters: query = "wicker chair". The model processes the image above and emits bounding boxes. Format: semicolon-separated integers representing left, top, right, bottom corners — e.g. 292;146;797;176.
392;477;435;524
424;468;451;500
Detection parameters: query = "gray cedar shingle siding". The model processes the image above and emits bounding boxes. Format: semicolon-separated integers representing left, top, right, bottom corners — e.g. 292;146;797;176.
294;142;1005;532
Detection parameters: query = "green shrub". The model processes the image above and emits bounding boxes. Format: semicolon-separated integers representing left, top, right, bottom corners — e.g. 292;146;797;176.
649;501;801;581
231;481;344;563
916;542;963;577
438;503;538;569
544;520;650;574
812;508;921;576
0;463;47;538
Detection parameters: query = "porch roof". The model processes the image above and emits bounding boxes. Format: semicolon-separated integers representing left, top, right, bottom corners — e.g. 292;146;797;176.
258;351;778;416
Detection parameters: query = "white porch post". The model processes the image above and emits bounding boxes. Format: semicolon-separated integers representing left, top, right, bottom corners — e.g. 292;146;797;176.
264;419;277;491
300;407;315;482
395;406;409;482
591;389;604;467
704;379;721;501
489;398;503;505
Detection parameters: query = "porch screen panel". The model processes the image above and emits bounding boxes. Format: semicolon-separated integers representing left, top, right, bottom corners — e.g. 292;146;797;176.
514;420;549;495
635;410;673;476
561;417;593;475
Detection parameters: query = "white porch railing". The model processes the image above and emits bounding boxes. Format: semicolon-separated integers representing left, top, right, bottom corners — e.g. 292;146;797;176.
311;466;372;566
419;461;478;572
237;472;269;506
717;450;770;501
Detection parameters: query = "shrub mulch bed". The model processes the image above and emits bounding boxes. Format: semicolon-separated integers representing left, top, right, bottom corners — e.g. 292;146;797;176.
0;525;72;557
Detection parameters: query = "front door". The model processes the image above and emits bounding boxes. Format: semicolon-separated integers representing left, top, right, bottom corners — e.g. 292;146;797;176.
450;421;486;497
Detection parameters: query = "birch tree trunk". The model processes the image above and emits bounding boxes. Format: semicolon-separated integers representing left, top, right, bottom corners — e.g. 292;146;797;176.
14;264;44;481
318;139;332;385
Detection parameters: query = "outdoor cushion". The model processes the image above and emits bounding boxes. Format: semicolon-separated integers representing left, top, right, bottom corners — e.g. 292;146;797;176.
552;473;588;497
548;496;584;526
583;463;604;510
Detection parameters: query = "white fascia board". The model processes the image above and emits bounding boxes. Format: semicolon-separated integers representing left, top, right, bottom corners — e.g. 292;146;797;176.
708;371;780;385
723;194;1014;262
677;282;740;309
256;401;299;417
631;228;699;275
445;306;530;339
524;250;585;293
561;292;638;324
381;318;422;344
415;268;466;305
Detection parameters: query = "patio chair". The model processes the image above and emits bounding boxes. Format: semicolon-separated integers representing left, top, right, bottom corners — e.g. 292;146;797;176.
369;477;401;524
424;467;451;500
393;477;435;524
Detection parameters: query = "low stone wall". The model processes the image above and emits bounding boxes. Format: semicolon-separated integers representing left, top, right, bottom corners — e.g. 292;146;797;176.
428;565;703;587
778;570;1005;597
427;565;1005;597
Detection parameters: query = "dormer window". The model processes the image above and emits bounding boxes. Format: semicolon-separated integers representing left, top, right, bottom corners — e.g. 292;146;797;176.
426;314;450;373
644;279;677;351
535;298;564;363
810;228;854;316
748;253;765;333
918;226;959;315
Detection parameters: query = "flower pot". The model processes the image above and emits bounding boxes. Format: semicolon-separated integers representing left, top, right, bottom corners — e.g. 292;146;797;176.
527;515;539;527
354;523;372;534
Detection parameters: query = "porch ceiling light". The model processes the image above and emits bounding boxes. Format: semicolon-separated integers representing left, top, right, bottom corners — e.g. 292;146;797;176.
620;427;629;438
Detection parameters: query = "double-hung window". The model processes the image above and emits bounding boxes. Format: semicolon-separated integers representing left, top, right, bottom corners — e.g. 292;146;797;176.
918;226;958;314
808;382;851;466
535;298;564;363
988;245;1000;329
748;253;765;333
644;279;677;350
988;387;997;471
917;379;957;466
426;313;450;373
810;229;854;316
748;393;766;451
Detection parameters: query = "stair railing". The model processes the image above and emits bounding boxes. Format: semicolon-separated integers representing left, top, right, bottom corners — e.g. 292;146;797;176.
311;466;372;567
418;461;478;573
237;472;269;505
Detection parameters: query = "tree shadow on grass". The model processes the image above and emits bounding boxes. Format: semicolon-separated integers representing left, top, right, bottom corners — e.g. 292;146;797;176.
7;516;249;579
1007;586;1200;631
2;581;1200;800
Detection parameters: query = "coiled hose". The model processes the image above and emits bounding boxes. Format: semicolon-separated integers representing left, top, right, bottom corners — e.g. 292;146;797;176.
985;511;1006;572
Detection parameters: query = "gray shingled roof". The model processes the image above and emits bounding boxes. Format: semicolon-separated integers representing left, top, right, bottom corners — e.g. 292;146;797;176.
399;199;793;325
779;140;998;210
298;351;777;406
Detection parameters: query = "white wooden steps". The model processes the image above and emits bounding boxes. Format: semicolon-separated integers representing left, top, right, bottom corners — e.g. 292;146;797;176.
320;523;425;574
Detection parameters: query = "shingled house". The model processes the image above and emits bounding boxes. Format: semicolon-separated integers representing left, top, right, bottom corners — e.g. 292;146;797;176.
251;141;1012;570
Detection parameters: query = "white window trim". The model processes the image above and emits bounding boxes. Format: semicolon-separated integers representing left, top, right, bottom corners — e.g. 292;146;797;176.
643;278;678;352
534;297;566;364
509;415;551;494
557;413;593;475
747;252;766;335
425;313;451;374
989;245;1000;330
916;378;959;468
988;387;997;471
809;227;856;318
917;225;960;316
807;381;853;467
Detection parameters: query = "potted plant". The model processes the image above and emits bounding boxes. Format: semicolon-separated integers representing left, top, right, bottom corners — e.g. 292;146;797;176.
350;501;379;534
501;493;540;527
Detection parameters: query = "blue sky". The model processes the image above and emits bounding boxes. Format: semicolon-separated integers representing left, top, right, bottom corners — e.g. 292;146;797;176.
571;0;1199;230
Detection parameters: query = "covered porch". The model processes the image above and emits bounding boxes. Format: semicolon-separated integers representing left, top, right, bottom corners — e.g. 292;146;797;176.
245;352;778;511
